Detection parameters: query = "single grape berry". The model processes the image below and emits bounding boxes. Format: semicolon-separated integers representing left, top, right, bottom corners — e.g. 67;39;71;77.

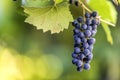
84;63;90;70
87;53;93;60
72;58;78;64
87;26;92;31
75;23;80;29
73;28;80;34
92;19;98;25
85;12;90;18
77;16;83;23
74;47;81;53
81;24;87;30
87;45;93;51
86;18;92;25
72;52;78;58
91;11;98;17
74;37;81;45
81;38;87;43
79;54;85;60
91;30;97;36
88;38;96;45
92;25;97;30
78;32;84;38
72;20;78;26
76;60;83;67
83;49;90;56
83;42;89;49
77;66;83;72
84;30;91;37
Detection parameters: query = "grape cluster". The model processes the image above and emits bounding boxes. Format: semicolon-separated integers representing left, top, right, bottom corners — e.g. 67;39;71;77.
72;12;100;72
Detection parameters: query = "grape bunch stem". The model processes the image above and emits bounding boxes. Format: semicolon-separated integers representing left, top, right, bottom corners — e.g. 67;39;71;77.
78;0;115;27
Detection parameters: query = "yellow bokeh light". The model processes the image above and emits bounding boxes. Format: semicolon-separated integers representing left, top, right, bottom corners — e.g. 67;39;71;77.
0;48;22;80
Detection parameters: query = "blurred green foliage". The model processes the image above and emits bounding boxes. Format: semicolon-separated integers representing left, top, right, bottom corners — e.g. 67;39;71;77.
0;0;120;80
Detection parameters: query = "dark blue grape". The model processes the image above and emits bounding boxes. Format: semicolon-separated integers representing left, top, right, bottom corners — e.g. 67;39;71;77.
91;11;98;17
84;30;91;37
91;30;97;36
81;38;87;43
76;60;83;67
84;63;90;70
78;32;84;38
72;52;78;58
85;12;90;18
87;26;92;31
72;58;78;64
83;42;89;49
73;28;80;34
81;24;87;30
72;20;78;26
86;18;92;25
88;38;96;45
75;37;81;44
77;16;83;23
83;49;90;56
74;34;78;38
87;45;93;51
75;23;80;29
92;19;98;25
77;66;83;72
74;35;79;42
74;47;81;53
92;25;97;30
79;54;85;60
87;53;93;60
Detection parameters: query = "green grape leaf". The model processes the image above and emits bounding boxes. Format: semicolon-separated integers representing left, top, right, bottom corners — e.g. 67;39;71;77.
102;23;113;45
24;3;73;34
22;0;54;8
88;0;117;24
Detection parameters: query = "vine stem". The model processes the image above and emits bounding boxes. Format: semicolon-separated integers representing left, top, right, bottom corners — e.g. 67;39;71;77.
78;0;115;27
82;5;85;21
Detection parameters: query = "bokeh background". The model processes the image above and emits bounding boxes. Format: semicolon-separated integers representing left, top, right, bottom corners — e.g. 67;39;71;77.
0;1;120;80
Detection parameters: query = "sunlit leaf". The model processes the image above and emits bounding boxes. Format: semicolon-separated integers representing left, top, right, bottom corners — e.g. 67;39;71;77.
24;2;73;34
21;0;54;8
102;23;113;45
